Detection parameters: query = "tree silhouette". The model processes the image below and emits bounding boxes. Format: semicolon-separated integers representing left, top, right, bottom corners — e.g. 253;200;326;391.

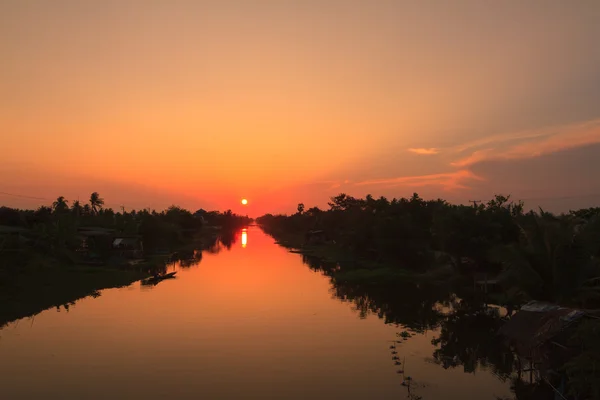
89;192;104;215
490;212;600;306
71;200;83;217
52;196;69;214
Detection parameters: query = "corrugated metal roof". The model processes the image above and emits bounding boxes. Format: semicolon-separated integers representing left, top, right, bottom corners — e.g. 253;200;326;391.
498;301;586;351
521;301;560;313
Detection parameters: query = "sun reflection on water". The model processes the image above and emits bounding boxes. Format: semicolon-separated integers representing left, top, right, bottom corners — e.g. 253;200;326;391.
241;229;247;248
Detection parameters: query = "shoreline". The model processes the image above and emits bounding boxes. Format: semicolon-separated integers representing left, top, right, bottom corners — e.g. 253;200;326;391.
262;226;456;286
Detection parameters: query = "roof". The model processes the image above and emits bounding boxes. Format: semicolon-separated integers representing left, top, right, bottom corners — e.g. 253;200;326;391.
113;237;141;246
498;301;586;350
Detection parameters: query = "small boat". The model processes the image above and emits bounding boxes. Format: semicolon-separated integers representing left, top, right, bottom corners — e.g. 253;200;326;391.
158;271;177;279
142;271;177;286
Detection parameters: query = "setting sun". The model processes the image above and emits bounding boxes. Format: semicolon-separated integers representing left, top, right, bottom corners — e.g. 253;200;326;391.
241;199;248;205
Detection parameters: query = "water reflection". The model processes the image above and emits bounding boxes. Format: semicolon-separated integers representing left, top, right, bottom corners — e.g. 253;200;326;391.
1;227;515;400
173;227;248;267
300;253;540;400
242;228;248;248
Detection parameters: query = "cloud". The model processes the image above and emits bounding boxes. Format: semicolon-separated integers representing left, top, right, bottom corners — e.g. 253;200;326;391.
450;149;493;167
355;169;483;191
450;118;600;167
408;148;440;155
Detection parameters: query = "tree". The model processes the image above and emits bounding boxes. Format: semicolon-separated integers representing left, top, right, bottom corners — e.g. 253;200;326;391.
71;200;83;217
491;213;600;306
89;192;104;215
52;196;69;214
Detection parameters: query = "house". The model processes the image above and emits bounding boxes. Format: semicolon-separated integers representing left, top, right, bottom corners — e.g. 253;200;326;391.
498;301;587;353
76;227;115;260
112;236;144;258
498;301;598;386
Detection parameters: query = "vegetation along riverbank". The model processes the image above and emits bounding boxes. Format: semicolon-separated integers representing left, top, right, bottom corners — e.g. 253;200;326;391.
257;193;600;399
0;192;252;327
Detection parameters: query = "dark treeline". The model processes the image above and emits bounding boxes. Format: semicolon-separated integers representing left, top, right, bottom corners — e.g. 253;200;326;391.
0;192;252;267
0;192;252;327
257;193;600;399
258;193;600;308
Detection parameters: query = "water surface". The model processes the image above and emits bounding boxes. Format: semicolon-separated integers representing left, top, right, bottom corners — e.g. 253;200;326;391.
0;227;513;399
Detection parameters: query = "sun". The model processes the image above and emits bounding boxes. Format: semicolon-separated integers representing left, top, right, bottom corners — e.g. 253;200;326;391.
241;198;248;205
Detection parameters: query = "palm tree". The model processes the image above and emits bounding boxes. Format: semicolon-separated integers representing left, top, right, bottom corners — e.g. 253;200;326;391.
52;196;69;214
491;212;600;306
89;192;104;215
71;200;83;216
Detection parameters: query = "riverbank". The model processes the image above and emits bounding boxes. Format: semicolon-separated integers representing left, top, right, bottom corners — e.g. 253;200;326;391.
259;220;600;399
262;226;456;286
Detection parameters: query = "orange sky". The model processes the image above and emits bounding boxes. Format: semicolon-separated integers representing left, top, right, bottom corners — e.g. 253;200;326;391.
2;1;600;215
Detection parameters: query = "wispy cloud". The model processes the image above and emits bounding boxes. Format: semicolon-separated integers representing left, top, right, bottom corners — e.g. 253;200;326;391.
408;148;440;155
450;118;600;167
450;149;493;167
355;169;483;191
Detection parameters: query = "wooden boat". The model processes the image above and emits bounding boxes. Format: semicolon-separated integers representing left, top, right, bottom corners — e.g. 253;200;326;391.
142;271;177;286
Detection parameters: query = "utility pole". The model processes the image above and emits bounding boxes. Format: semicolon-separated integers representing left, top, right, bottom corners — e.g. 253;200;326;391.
469;200;482;208
120;205;125;214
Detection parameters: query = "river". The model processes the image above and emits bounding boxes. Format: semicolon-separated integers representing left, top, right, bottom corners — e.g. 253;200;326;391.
0;226;514;399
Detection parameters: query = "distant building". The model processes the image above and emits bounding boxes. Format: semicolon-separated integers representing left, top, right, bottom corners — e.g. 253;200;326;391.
112;236;144;258
498;301;598;384
76;227;143;260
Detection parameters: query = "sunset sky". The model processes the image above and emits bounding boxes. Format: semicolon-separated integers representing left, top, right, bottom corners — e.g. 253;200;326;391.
2;1;600;216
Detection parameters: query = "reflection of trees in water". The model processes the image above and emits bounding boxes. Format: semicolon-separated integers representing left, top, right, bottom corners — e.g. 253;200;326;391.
303;254;451;331
300;255;522;388
430;302;515;379
169;229;242;268
172;250;203;268
331;280;450;330
218;230;238;250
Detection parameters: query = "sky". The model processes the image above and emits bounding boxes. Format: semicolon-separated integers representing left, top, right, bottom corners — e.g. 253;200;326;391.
1;0;600;216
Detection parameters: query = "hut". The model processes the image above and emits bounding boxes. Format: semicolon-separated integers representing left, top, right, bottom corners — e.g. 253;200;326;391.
498;301;597;389
498;301;586;354
112;236;144;258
